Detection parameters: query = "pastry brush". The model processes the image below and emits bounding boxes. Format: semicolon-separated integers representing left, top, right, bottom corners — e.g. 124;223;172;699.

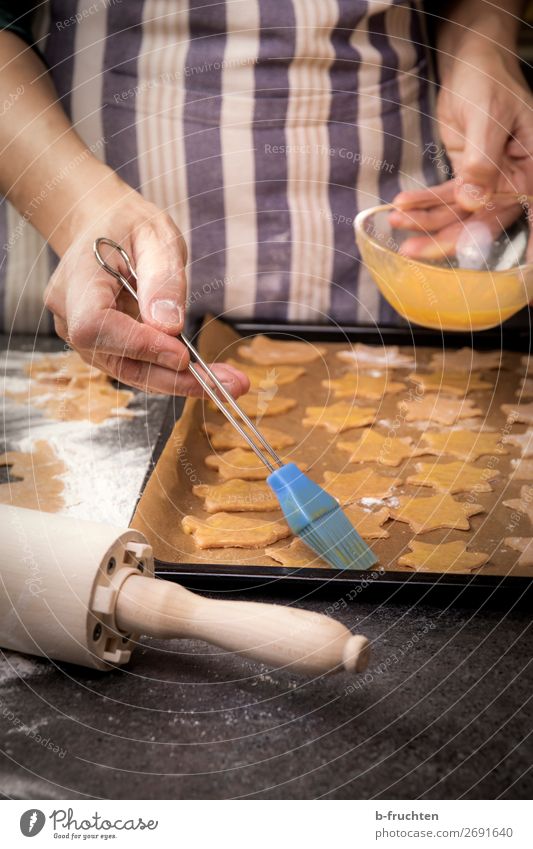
94;238;378;571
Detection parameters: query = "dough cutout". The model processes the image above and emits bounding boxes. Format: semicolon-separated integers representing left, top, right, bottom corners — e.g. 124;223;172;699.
322;373;404;400
237;335;326;365
429;347;502;371
192;479;279;513
265;538;329;568
323;468;401;505
398;540;489;573
182;512;290;549
205;448;305;481
400;395;482;425
303;401;376;433
406;460;500;494
408;370;492;395
337;344;415;369
421;430;507;461
390;493;484;533
225;359;305;390
502;402;533;425
510;458;533;480
503;485;533;525
338;428;431;467
501;430;533;457
0;440;65;511
202;421;295;451
504;537;533;567
209;393;297;419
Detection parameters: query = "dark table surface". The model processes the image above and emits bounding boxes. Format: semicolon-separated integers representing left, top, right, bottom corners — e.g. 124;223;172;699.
0;336;532;801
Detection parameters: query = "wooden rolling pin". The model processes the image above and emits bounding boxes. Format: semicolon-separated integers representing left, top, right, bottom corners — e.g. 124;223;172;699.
0;505;369;676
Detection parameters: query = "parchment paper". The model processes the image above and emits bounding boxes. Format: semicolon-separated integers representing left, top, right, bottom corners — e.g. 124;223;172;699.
131;317;530;576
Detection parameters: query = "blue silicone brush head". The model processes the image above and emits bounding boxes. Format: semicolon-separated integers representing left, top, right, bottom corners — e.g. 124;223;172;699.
267;463;378;571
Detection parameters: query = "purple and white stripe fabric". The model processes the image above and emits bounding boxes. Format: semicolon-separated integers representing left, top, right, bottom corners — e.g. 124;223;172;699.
0;0;444;333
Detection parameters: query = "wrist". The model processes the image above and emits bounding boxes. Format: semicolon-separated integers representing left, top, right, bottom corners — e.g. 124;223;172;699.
438;10;521;79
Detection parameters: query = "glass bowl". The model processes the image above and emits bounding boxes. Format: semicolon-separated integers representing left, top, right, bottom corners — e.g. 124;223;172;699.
354;200;533;331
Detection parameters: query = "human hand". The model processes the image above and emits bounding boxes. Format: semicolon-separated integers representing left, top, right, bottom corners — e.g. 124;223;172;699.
44;185;249;397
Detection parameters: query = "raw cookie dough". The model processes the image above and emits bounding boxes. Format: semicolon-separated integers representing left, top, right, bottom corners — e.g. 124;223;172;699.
225;359;305;389
337;344;415;369
205;448;304;481
323;469;401;505
510;458;533;480
0;440;65;511
182;512;290;549
389;493;484;533
265;506;389;567
502;402;533;425
408;370;492;395
338;429;430;467
303;401;376;434
322;373;404;400
406;460;500;494
202;421;295;451
399;395;482;426
398;540;489;572
237;335;326;365
421;430;506;461
209;393;297;418
504;537;533;567
429;348;503;371
502;430;533;456
192;479;280;513
503;485;533;525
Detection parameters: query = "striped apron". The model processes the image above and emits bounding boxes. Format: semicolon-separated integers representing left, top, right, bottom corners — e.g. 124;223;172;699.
0;0;443;334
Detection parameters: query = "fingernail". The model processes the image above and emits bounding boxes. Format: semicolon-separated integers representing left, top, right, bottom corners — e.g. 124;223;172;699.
150;299;182;327
157;351;185;371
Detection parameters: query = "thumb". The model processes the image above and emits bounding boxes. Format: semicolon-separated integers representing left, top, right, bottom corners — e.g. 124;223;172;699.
454;108;509;211
134;223;187;333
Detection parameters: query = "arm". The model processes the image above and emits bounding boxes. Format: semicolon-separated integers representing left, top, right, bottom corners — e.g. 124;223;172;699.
0;28;248;396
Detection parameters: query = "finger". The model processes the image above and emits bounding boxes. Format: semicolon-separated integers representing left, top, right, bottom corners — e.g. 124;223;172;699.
389;203;469;233
84;352;249;398
65;268;190;370
133;220;187;334
454;109;510;211
393;181;457;210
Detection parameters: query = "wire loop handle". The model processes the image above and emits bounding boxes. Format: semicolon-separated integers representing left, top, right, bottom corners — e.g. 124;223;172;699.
93;237;283;472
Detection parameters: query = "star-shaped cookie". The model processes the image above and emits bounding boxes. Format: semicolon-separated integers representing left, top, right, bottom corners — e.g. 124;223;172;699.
202;421;295;450
265;538;330;568
406;460;500;494
408;370;492;395
338;428;430;467
504;537;533;567
429;347;502;371
337;344;415;369
323;469;401;505
399;395;482;425
303;401;376;434
322;373;404;400
421;430;506;461
502;430;533;457
389;493;484;533
503;485;533;525
205;448;270;480
192;479;280;513
182;513;290;549
510;458;533;480
502;402;533;425
237;335;326;365
398;540;489;572
225;359;305;390
209;392;297;419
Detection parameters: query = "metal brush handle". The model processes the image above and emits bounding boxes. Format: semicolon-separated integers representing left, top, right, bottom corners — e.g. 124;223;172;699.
93;237;283;472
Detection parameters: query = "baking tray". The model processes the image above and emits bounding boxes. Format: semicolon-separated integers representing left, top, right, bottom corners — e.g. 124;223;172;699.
132;319;533;604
